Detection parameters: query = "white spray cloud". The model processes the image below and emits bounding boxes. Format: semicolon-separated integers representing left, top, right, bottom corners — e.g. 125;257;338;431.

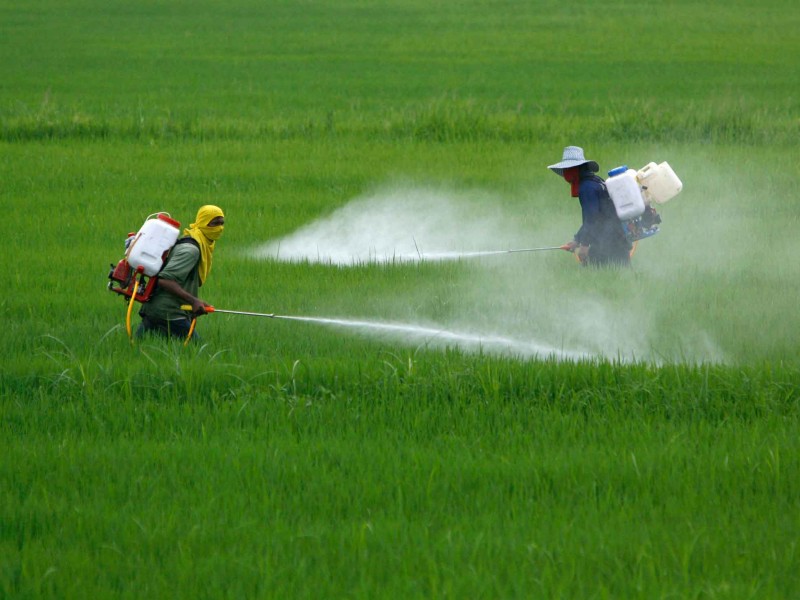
250;186;537;265
247;184;730;364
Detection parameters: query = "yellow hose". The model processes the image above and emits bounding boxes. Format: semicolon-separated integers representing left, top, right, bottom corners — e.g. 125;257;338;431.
125;278;138;343
184;317;197;347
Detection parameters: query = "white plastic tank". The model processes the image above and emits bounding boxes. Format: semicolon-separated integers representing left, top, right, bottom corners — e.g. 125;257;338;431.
125;213;181;276
636;161;683;204
605;166;646;221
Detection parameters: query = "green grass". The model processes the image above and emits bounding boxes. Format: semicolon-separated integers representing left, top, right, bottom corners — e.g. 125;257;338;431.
2;0;798;144
2;0;800;597
4;355;800;598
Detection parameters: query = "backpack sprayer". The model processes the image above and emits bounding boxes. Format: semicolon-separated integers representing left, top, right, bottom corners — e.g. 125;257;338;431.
605;160;683;244
108;213;182;340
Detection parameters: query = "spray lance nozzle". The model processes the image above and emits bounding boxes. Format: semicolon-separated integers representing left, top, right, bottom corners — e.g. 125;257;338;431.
180;305;276;318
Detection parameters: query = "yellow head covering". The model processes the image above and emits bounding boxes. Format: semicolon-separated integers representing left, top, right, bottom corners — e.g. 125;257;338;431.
183;205;224;285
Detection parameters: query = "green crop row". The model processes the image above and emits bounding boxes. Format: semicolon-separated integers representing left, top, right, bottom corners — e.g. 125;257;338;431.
2;97;797;145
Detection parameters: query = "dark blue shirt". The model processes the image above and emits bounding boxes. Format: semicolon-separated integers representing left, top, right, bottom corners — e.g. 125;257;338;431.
574;173;631;263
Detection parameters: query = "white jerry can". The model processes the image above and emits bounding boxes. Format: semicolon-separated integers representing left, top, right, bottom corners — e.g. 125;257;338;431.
605;166;646;221
636;161;683;204
125;213;181;276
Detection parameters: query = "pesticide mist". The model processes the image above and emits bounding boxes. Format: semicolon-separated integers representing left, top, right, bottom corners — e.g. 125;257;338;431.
249;184;733;364
252;187;539;264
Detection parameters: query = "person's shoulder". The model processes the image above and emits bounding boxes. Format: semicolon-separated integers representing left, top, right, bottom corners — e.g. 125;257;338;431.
580;176;605;193
578;178;594;190
173;238;200;255
166;239;200;266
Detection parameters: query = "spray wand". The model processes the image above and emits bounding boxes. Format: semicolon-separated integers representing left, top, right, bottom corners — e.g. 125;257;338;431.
181;304;280;345
183;305;276;318
418;244;573;260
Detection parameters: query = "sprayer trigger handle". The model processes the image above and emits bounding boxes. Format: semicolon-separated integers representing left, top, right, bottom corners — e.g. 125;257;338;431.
181;304;215;313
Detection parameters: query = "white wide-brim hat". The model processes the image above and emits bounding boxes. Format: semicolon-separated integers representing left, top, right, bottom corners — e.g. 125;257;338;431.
547;146;599;176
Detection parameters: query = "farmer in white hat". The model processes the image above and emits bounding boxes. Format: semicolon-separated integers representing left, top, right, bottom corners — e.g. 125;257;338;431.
548;146;632;266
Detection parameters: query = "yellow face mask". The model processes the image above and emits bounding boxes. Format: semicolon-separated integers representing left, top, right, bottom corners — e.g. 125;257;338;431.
183;205;225;284
203;224;224;241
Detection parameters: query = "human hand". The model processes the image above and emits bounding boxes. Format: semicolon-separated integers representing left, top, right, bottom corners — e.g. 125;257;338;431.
190;300;210;316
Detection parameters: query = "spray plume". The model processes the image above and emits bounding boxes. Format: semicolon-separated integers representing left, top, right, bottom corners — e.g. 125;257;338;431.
277;315;588;361
250;186;545;265
190;305;588;361
244;182;739;363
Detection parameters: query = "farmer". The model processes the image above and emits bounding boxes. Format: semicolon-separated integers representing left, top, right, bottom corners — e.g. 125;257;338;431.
548;146;631;266
136;205;225;341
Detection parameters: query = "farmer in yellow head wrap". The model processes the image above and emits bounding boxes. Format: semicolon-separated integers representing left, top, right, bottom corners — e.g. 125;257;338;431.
137;205;225;341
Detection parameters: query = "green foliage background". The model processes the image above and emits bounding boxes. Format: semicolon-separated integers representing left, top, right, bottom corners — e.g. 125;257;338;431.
2;0;799;597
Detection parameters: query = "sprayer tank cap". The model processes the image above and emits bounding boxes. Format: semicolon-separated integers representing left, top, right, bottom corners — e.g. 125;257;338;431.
156;213;181;228
607;166;628;178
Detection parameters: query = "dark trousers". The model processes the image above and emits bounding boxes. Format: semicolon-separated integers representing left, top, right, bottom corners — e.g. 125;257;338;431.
136;315;199;342
587;243;631;267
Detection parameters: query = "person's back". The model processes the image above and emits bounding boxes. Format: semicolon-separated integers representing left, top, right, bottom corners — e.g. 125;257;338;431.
575;171;631;266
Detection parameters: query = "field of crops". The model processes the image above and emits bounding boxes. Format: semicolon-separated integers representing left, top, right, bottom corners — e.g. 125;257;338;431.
2;0;799;597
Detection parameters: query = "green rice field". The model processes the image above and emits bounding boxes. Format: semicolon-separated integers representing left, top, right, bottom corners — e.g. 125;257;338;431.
2;1;799;597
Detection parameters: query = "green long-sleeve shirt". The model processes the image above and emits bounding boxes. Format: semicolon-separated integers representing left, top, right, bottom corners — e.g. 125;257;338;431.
140;240;200;321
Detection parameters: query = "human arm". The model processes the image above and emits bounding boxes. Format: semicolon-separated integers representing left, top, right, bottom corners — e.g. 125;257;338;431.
155;243;211;316
155;279;211;315
573;179;604;247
